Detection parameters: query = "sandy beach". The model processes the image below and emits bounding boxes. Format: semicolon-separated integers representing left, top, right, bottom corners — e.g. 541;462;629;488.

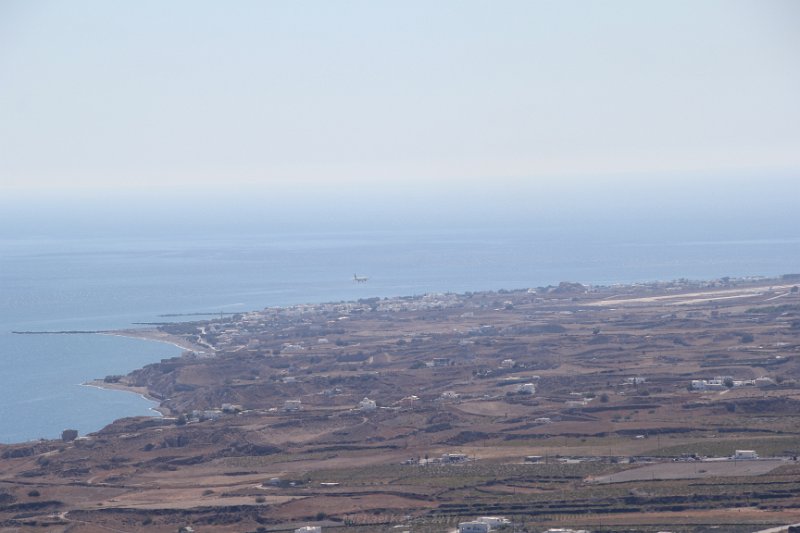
82;379;173;417
83;327;207;418
100;327;210;354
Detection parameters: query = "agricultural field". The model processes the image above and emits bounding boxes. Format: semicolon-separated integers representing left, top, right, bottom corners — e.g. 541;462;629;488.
2;276;800;532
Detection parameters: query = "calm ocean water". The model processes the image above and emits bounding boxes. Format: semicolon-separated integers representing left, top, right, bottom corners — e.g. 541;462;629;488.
2;227;799;443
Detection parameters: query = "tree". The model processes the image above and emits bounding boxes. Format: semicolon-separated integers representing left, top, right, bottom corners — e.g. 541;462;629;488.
61;429;78;442
723;377;734;388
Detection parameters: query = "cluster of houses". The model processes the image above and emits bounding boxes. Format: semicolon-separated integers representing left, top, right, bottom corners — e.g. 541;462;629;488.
690;376;775;391
475;513;660;532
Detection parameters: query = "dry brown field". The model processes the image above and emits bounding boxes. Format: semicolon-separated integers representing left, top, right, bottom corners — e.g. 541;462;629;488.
2;276;800;532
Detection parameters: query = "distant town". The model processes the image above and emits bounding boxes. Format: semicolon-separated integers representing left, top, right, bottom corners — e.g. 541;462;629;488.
2;275;800;532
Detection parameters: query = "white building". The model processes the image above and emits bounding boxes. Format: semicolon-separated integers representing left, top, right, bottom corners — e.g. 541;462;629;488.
283;400;302;411
625;376;646;385
295;526;322;533
358;397;377;411
282;343;305;353
755;376;776;387
477;516;510;528
566;399;589;408
516;383;536;394
691;379;725;391
441;453;468;463
500;358;515;369
192;409;223;421
458;521;490;533
534;417;552;424
734;449;758;460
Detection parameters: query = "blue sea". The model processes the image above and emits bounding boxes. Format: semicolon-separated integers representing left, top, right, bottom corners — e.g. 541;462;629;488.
2;225;800;443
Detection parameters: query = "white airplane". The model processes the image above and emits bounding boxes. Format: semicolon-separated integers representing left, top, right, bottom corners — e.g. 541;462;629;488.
353;273;368;283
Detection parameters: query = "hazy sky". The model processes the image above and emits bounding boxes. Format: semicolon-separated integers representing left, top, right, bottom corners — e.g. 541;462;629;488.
1;0;798;198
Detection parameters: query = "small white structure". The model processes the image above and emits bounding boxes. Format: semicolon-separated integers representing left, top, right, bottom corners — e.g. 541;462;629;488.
516;383;536;394
283;400;302;411
441;453;468;463
295;526;322;533
221;403;242;413
690;380;706;391
441;390;460;400
534;417;552;424
500;358;515;369
477;516;510;527
459;521;490;533
358;397;377;411
566;399;589;408
193;409;223;421
282;343;305;353
691;379;726;391
734;449;758;460
398;395;420;407
625;376;646;385
755;376;776;387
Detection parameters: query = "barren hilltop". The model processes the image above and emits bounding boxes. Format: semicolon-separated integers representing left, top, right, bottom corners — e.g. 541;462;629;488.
2;276;800;532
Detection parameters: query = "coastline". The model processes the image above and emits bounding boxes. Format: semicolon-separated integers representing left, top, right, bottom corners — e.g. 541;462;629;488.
83;327;208;420
98;328;210;355
8;274;797;445
81;380;172;417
